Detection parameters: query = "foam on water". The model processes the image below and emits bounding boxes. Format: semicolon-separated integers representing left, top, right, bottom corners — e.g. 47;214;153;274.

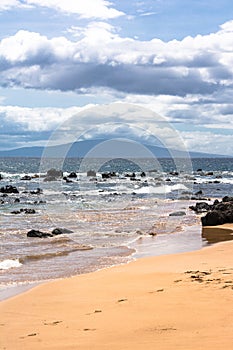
0;259;22;270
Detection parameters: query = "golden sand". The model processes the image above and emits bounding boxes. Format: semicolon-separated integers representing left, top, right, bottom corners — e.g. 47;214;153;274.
1;224;233;349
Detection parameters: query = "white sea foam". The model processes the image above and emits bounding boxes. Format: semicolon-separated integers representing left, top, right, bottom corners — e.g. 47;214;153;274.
135;184;189;194
0;259;22;270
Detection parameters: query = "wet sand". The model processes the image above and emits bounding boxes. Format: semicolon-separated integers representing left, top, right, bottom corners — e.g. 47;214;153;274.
1;224;233;350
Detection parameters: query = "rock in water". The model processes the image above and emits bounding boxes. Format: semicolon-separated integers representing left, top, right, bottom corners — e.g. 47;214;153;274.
169;211;186;216
52;228;74;235
67;172;77;178
0;185;19;194
87;170;96;177
27;230;53;238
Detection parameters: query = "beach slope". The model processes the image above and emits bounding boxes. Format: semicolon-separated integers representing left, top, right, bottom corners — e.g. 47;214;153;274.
1;225;233;350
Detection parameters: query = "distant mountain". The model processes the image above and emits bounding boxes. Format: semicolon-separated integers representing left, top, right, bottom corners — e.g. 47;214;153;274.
0;139;230;158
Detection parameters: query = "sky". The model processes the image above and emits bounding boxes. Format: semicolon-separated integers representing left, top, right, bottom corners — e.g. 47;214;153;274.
0;0;233;155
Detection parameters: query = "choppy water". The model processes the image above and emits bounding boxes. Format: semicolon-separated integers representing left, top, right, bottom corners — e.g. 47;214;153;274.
0;157;232;296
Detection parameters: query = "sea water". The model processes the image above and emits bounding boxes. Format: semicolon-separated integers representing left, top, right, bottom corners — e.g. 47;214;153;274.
0;157;232;295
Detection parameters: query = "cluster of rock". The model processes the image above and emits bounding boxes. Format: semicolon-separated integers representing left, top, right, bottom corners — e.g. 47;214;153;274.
190;196;233;226
11;208;36;215
27;227;73;238
0;185;19;194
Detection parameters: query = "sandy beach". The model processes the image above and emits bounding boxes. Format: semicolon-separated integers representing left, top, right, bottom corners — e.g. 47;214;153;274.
1;224;233;350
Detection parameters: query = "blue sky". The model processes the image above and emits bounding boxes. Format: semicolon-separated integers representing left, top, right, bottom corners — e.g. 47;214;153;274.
0;0;233;155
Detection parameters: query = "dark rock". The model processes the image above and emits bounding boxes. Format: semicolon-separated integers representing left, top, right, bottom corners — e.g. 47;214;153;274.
14;198;20;203
34;200;46;204
24;209;36;214
169;211;186;216
222;196;233;203
46;168;63;178
102;173;111;179
169;171;179;176
0;174;3;180
11;208;36;214
213;180;220;184
20;175;32;181
67;172;77;178
206;171;214;176
130;177;140;181
30;188;42;195
27;230;52;238
195;190;203;196
191;196;208;201
201;197;233;226
165;178;171;182
196;169;202;172
63;177;73;183
189;202;211;213
87;170;96;177
0;199;4;204
52;228;74;235
0;185;19;194
141;171;146;177
201;211;226;226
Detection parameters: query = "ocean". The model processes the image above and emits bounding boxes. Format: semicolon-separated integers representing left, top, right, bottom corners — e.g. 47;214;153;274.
0;157;232;297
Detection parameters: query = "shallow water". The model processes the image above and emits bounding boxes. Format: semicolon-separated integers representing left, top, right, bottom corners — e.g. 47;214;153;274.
0;157;232;297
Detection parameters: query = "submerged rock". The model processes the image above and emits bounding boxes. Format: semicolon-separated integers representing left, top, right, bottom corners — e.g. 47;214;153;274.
27;227;74;238
11;208;36;215
30;188;43;195
169;211;186;216
52;228;74;235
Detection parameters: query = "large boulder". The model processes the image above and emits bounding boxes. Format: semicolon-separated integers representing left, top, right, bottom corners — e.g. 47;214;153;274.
44;168;63;181
201;199;233;226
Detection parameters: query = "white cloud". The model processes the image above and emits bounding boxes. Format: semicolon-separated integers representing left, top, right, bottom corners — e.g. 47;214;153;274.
0;105;92;131
0;20;233;96
0;102;232;155
0;0;124;19
181;131;233;156
0;0;26;11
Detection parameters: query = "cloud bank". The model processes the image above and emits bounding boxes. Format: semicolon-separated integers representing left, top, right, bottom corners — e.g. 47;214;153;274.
0;0;124;19
0;21;233;98
0;11;233;155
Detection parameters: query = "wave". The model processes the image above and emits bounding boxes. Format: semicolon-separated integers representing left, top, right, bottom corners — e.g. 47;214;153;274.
0;259;22;270
135;184;189;194
19;245;93;264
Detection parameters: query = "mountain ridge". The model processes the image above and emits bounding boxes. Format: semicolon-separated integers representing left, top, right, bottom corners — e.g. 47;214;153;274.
0;139;230;158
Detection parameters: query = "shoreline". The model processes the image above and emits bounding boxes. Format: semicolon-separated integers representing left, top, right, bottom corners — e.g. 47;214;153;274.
0;221;204;302
1;224;233;349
